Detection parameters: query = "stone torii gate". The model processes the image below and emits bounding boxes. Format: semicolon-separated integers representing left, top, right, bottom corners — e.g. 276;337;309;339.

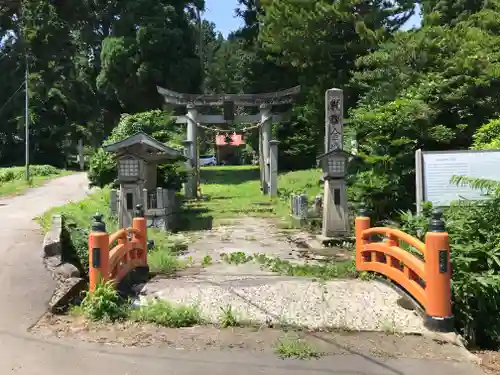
156;85;300;198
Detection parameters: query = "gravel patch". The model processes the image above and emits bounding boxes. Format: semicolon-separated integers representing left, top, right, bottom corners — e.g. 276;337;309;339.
141;276;427;334
139;217;429;334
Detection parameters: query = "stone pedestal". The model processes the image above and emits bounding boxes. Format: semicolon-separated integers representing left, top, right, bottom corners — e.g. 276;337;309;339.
322;179;349;237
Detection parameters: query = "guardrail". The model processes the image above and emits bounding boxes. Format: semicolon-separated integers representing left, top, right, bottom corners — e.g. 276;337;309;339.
355;208;453;332
88;205;148;291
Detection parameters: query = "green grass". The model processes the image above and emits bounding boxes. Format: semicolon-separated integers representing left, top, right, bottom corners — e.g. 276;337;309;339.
0;165;71;197
182;165;322;229
72;281;202;328
220;251;357;280
275;335;323;360
38;187;182;275
129;300;203;327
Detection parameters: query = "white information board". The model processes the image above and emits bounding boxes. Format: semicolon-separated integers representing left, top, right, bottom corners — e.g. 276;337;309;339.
415;149;500;209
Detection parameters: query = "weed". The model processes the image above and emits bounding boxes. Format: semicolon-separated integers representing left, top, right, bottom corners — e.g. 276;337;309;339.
185;256;195;267
259;255;356;280
220;251;254;265
275;336;322;360
148;248;180;275
130;300;202;328
202;255;213;266
358;271;376;281
221;251;356;280
220;305;240;328
76;281;127;321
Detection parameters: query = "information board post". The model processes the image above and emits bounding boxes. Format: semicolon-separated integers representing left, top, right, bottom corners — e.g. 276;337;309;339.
415;149;423;215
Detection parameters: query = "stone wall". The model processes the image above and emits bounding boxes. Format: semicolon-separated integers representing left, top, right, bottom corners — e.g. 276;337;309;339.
42;215;87;313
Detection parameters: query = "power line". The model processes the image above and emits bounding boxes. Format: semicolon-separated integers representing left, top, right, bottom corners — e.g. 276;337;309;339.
0;80;25;116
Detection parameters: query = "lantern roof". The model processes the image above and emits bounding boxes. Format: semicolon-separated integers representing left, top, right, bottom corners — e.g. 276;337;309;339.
317;149;351;160
103;132;184;162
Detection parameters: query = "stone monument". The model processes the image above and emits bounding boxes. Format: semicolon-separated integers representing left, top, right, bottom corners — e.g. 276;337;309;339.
318;88;350;237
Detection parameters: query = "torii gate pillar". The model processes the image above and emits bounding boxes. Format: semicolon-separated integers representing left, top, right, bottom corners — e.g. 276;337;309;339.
260;104;272;195
186;104;199;198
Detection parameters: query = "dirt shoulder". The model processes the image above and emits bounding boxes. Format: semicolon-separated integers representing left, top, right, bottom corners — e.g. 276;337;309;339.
475;351;500;375
31;313;475;363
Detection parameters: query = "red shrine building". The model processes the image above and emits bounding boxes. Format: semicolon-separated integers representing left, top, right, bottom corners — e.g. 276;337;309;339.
215;132;245;164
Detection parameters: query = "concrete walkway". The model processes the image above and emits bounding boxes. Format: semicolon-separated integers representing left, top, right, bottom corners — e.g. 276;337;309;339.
0;174;486;374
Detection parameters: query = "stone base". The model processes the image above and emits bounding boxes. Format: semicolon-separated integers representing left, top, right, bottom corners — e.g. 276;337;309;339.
49;277;87;314
147;214;178;231
317;234;355;247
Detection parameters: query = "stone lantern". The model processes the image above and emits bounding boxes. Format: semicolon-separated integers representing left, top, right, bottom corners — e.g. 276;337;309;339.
317;149;350;181
317;149;350;237
103;131;184;228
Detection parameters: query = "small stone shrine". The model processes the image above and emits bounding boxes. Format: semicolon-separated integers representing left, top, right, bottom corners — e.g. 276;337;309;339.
103;131;184;230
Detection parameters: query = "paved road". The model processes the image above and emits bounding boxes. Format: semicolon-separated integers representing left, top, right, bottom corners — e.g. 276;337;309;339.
0;174;486;374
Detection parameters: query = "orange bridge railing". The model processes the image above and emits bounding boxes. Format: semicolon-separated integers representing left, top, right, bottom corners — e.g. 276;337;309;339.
88;205;148;291
355;208;453;332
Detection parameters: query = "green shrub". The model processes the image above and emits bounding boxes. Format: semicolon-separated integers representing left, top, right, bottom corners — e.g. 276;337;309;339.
472;118;500;150
157;162;188;190
76;281;127;321
0;164;60;183
87;148;116;188
87;110;187;188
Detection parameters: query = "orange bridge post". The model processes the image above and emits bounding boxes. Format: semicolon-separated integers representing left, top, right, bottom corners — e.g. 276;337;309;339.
355;206;371;268
354;206;453;332
88;213;109;292
132;204;148;265
424;210;453;332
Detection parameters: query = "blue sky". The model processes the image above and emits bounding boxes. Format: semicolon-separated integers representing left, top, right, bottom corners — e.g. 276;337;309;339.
204;0;422;38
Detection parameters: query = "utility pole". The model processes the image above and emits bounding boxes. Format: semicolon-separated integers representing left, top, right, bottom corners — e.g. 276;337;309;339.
24;48;30;181
20;1;30;182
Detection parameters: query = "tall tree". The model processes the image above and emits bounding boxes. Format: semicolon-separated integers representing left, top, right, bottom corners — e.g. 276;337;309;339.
348;6;500;216
0;0;205;166
421;0;491;25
